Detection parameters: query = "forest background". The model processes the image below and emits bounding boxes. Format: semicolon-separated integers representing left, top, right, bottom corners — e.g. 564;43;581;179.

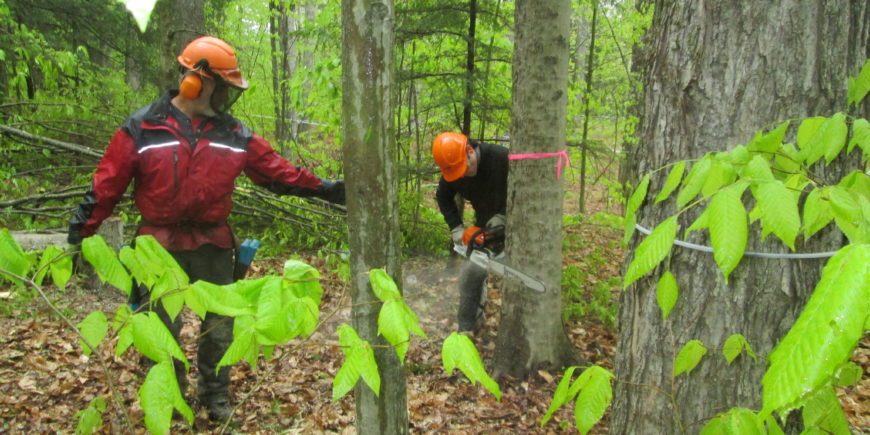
0;0;867;434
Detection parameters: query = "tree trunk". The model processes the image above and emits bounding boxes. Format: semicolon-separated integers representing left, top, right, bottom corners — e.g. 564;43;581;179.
147;0;205;91
341;1;408;434
270;0;299;154
462;0;477;136
613;1;870;433
492;0;576;379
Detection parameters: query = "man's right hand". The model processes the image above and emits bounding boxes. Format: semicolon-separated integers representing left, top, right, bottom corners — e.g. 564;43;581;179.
450;225;465;245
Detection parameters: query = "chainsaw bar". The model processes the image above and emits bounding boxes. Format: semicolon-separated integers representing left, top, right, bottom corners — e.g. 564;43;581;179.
454;244;547;293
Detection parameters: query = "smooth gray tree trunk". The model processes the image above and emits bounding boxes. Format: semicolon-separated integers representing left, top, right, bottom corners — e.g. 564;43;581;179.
341;1;408;434
492;0;576;378
614;1;870;433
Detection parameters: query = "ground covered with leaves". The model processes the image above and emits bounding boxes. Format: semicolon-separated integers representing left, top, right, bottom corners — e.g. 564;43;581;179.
1;223;868;434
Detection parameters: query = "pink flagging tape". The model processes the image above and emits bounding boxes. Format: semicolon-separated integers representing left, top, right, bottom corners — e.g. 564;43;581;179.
508;150;571;178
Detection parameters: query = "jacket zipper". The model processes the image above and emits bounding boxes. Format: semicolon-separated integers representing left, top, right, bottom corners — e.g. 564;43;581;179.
173;147;179;190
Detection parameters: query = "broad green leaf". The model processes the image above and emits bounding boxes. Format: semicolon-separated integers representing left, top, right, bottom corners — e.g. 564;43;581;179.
378;299;411;362
283;260;322;303
190;281;254;317
48;246;73;289
847;118;870;154
369;268;401;300
685;207;710;236
286;296;320;338
655;162;685;204
217;316;257;371
802;387;850;435
827;186;865;243
753;180;800;249
541;366;578;426
722;334;756;364
442;332;501;400
747;121;790;154
835;362;862;387
75;396;106;435
77;311;108;356
700;408;765;435
0;229;33;282
796;117;827;154
726;144;753;166
119;0;158;32
847;58;870;106
333;324;380;400
184;282;209;319
701;160;736;197
797;114;847;166
708;183;749;281
656;271;678;320
139;360;193;434
34;245;64;286
153;273;186;322
674;339;707;376
772;143;801;177
626;174;650;217
82;235;131;296
622;212;637;246
623;216;677;288
131;312;188;370
255;279;289;345
803;187;834;240
112;305;133;356
766;415;785;435
761;245;870;417
677;157;712;208
573;366;614;435
744;155;774;183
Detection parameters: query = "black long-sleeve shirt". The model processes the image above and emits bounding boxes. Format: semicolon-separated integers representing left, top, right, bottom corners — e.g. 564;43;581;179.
435;142;509;229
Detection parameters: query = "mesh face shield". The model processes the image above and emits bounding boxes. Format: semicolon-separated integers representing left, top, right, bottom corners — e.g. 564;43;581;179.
210;81;245;114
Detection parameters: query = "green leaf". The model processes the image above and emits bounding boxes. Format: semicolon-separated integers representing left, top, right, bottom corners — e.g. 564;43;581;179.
255;279;290;345
676;157;712;208
747;121;790;154
708;183;748;282
803;187;834;240
622;212;637;246
442;332;501;400
847;118;870;154
283;260;322;303
77;311;108;356
131;312;188;370
0;229;32;282
847;58;870;106
34;245;64;286
626;174;650;217
191;280;255;317
217;316;257;371
701;160;736;197
700;408;765;435
761;245;870;417
573;366;614;435
48;247;73;289
674;339;707;376
753;180;800;249
772;143;801;177
685;207;710;236
655;162;685;204
369;268;401;300
656;271;679;320
541;366;578;426
333;324;380;400
722;334;756;364
139;360;193;434
744;155;774;182
797;114;848;166
802;387;850;435
623;216;677;288
834;362;862;387
378;299;411;362
827;186;866;243
82;235;131;296
120;0;158;32
75;396;106;435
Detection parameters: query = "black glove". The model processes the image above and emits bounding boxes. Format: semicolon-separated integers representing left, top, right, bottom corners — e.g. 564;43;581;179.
68;224;84;245
318;179;346;205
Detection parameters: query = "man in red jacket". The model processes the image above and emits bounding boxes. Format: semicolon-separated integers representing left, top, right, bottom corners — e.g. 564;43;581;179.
68;36;344;421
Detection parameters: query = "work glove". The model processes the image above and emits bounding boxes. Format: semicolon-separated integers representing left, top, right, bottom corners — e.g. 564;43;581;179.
318;179;346;205
450;225;465;245
68;223;84;245
486;214;506;229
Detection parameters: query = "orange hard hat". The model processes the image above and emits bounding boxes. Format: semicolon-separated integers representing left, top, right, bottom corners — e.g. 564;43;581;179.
432;132;469;182
177;36;248;90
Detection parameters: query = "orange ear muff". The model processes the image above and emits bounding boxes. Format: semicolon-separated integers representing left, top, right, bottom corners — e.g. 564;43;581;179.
179;72;202;99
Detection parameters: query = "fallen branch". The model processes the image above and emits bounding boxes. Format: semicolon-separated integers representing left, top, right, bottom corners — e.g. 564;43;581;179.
0;124;102;158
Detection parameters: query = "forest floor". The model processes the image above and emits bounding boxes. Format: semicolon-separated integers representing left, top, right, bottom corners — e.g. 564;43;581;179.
1;188;868;434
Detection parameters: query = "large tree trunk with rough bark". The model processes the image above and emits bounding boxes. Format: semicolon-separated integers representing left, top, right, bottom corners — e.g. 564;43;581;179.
147;0;205;90
614;1;870;433
341;1;408;434
492;0;576;378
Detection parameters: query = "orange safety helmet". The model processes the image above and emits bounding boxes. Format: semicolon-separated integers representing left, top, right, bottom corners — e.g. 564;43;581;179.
177;36;248;98
432;132;469;182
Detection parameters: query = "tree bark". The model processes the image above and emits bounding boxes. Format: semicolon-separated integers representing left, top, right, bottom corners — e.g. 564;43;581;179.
613;1;870;433
492;0;576;379
147;0;205;91
270;0;299;154
341;1;408;434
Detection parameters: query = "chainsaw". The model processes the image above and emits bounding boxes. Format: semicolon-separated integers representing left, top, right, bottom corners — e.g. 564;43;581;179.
454;226;547;293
